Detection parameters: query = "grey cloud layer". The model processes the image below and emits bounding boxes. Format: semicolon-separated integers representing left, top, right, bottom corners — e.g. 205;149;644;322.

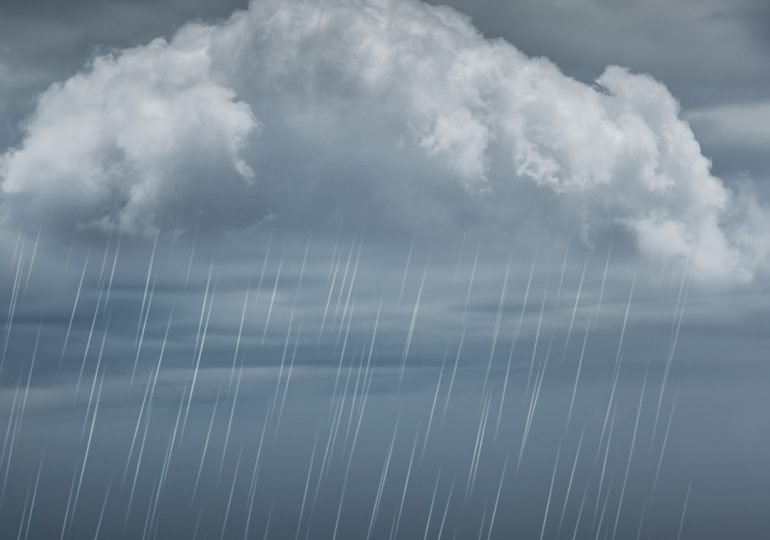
1;0;767;283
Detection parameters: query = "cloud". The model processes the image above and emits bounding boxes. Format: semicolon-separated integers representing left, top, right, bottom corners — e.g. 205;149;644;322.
0;0;767;283
1;30;259;233
687;102;770;151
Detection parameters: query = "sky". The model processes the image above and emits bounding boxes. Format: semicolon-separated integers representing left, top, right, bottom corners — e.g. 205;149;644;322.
1;0;770;538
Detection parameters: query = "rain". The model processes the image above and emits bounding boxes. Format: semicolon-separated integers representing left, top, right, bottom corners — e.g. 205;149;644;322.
0;228;766;539
2;0;770;537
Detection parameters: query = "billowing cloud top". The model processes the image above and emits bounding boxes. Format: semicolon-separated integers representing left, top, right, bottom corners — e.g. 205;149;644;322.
1;0;767;283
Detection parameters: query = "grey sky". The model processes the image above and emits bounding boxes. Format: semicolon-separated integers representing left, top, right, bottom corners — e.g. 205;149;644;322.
0;1;769;538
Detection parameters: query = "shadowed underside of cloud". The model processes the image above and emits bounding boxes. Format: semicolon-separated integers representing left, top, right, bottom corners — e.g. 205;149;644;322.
0;0;767;283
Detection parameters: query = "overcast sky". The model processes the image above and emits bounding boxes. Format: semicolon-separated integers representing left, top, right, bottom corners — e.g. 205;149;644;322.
0;1;769;539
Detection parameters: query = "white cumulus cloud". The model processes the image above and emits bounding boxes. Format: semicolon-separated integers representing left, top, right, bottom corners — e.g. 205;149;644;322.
0;0;767;283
